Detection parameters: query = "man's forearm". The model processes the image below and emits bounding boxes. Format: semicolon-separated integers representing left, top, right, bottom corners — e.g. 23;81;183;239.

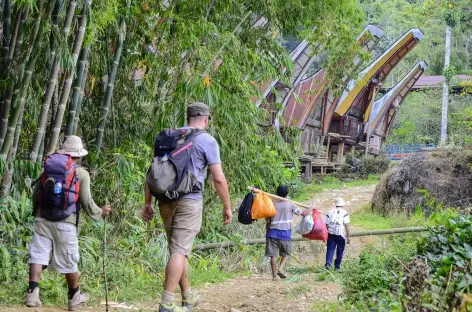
144;183;152;205
345;224;351;238
214;178;231;209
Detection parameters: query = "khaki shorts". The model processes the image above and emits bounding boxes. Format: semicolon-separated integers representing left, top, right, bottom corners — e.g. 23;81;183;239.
265;238;292;257
159;198;203;256
28;218;79;274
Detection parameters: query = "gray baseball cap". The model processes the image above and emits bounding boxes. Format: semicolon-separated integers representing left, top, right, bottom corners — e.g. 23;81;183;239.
187;102;211;119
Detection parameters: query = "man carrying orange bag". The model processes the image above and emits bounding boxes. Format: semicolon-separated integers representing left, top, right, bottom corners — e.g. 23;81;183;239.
265;185;311;280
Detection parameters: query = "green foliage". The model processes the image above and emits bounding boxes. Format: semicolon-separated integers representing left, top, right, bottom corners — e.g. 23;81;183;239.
362;0;472;81
388;90;472;145
419;216;472;293
341;246;395;302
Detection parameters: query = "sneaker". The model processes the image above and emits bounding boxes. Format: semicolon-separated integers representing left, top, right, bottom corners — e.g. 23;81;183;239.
182;292;200;311
25;288;42;307
68;289;89;311
158;303;189;312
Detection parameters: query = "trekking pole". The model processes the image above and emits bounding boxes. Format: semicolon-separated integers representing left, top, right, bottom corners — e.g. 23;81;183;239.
103;210;109;312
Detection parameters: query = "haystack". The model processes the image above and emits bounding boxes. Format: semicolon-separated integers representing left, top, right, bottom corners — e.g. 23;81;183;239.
372;149;472;214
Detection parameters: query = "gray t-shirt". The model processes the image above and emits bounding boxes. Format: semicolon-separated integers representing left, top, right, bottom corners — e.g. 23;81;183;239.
182;128;221;200
267;200;302;231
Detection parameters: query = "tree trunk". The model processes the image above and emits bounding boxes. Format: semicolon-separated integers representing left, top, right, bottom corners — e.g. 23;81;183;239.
46;4;88;154
65;45;90;137
440;24;452;146
95;20;126;151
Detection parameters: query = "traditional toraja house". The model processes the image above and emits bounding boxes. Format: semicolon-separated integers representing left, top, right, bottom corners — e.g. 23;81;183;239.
254;26;430;178
327;28;424;161
366;61;428;153
280;26;385;175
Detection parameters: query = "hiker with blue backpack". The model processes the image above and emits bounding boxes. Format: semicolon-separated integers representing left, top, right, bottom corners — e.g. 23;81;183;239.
26;136;112;310
325;198;351;270
142;102;232;312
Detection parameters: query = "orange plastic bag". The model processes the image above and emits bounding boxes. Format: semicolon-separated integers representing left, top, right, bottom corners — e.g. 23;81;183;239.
302;210;328;241
251;192;276;219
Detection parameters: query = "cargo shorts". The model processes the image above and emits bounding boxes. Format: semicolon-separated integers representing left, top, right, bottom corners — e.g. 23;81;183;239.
28;218;79;274
265;237;292;257
159;198;203;256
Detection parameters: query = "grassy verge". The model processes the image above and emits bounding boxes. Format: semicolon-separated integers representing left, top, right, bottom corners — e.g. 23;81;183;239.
350;203;461;230
293;175;379;202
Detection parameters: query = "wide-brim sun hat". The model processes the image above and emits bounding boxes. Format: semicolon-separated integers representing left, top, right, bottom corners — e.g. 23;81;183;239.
57;135;88;157
335;198;346;207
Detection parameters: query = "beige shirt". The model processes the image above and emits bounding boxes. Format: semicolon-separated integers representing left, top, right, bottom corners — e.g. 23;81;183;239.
33;167;103;224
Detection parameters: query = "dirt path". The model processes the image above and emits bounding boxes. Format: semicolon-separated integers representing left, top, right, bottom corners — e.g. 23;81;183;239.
2;184;377;312
195;184;378;312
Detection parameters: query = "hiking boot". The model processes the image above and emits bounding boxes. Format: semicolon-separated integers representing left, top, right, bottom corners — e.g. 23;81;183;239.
25;288;42;307
182;292;200;311
158;303;189;312
68;289;89;311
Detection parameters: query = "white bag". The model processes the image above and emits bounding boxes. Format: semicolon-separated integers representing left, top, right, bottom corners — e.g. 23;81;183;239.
295;214;314;235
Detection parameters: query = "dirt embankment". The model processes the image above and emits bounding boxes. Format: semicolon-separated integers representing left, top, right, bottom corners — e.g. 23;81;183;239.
372;149;472;215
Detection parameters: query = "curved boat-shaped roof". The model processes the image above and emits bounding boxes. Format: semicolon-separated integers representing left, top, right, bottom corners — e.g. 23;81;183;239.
321;25;384;134
255;40;310;107
283;25;384;128
367;61;428;136
334;28;424;117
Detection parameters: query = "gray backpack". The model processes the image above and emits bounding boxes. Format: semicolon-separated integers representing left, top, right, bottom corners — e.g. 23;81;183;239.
146;128;204;200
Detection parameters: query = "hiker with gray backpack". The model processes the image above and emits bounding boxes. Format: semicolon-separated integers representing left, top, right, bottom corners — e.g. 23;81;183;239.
26;136;112;310
142;102;232;312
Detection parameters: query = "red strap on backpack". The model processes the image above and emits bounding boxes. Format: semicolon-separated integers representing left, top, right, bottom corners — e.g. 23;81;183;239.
64;167;80;209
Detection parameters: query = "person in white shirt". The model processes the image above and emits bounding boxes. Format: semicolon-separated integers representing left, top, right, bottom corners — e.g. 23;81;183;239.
325;198;351;270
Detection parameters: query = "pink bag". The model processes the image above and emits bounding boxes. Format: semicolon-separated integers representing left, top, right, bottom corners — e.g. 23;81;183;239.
302;210;328;241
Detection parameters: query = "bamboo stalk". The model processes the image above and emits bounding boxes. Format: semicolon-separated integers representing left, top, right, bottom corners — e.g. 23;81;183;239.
64;0;77;37
95;19;126;150
30;57;60;160
46;2;89;154
247;187;314;209
194;227;427;251
65;45;90;137
0;54;36;157
72;57;89;135
12;4;30;60
0;4;32;148
0;87;13;147
9;8;22;60
0;101;25;197
26;1;43;60
0;0;12;138
1;0;11;69
36;135;45;163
